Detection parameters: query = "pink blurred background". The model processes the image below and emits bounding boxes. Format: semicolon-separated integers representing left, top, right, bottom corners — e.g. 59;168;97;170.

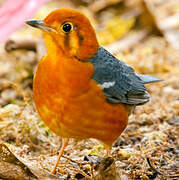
0;0;47;42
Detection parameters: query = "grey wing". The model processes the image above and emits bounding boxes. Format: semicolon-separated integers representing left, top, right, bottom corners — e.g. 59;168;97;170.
88;47;151;106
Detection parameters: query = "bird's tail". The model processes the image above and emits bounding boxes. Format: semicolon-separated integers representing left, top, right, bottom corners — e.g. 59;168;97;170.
138;74;162;84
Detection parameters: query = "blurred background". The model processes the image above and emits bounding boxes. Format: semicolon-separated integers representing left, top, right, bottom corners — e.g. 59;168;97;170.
0;0;178;179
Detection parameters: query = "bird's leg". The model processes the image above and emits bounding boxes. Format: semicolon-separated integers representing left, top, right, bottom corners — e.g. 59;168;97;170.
103;143;111;157
52;138;69;174
106;146;111;157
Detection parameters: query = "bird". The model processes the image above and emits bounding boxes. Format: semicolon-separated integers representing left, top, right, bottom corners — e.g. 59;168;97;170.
26;8;161;174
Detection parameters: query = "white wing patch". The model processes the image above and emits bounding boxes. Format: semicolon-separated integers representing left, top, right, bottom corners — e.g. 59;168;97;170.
99;81;115;89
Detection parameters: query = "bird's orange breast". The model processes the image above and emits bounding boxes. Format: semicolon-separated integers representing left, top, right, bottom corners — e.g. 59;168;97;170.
33;55;128;146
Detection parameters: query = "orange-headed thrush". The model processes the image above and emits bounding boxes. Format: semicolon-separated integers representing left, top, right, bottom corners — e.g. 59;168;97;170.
26;9;161;174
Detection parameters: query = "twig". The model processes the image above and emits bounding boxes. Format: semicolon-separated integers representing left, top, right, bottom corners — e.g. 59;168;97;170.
147;157;179;178
5;39;37;52
147;157;162;175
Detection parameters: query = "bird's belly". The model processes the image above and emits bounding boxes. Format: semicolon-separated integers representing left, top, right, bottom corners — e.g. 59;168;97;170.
34;81;129;146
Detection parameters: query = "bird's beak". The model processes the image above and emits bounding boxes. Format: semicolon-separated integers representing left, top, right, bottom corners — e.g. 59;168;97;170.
26;19;56;32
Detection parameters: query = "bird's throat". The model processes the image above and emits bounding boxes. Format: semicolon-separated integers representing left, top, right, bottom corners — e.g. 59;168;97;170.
35;53;95;99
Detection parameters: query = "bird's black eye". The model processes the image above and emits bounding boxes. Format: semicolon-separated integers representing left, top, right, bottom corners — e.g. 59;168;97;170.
62;22;72;33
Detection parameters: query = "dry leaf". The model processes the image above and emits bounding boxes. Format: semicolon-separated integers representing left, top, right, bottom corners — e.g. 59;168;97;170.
0;143;37;179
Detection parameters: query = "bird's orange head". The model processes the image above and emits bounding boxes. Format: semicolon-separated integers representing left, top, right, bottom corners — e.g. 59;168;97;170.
26;9;99;60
